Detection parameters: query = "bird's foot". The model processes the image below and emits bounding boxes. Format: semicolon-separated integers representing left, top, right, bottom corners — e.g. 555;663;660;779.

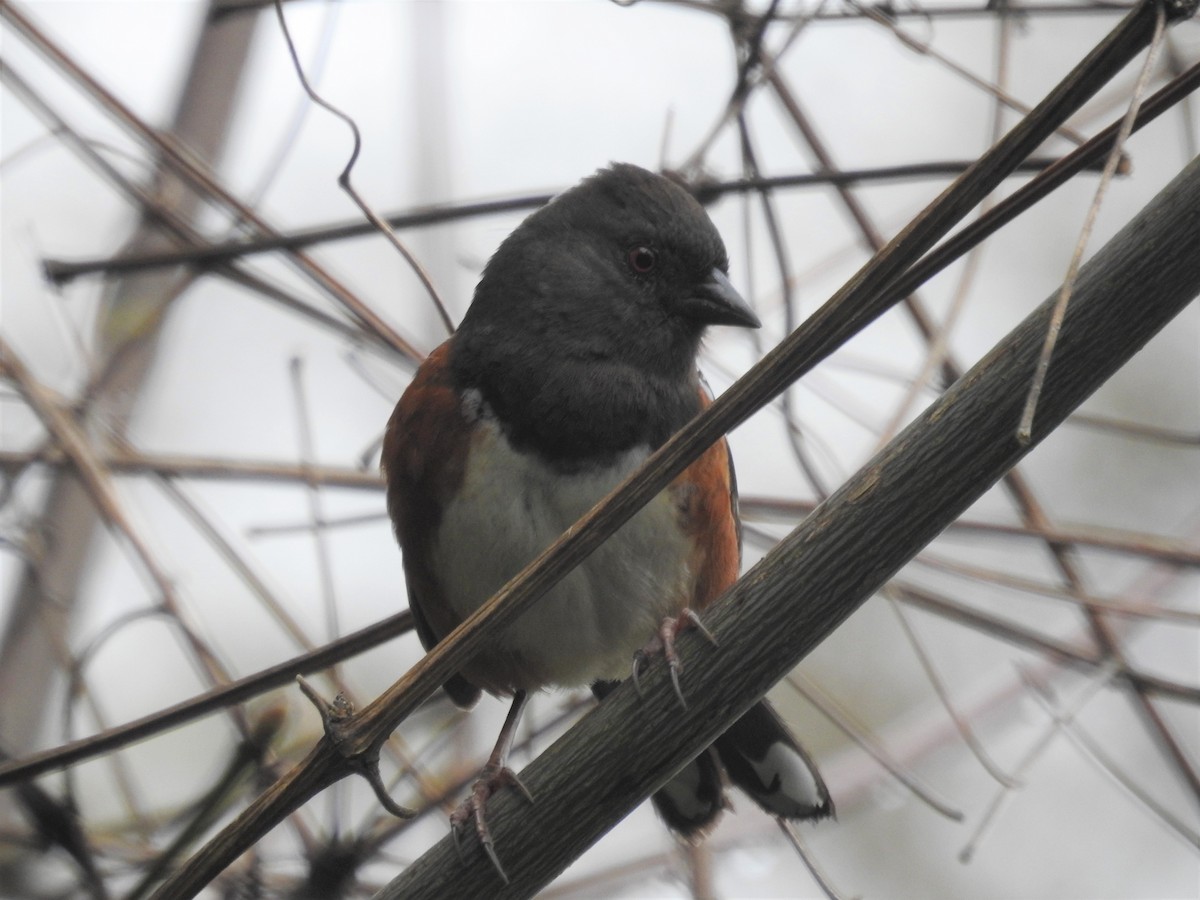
450;762;533;884
631;608;718;709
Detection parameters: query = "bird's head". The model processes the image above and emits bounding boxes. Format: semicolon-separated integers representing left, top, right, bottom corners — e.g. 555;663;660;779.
458;163;759;379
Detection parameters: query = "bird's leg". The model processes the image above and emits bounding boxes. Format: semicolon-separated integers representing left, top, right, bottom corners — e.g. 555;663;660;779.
631;609;719;709
449;689;533;883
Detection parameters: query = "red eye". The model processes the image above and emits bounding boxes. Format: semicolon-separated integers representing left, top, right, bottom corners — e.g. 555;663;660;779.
627;246;657;274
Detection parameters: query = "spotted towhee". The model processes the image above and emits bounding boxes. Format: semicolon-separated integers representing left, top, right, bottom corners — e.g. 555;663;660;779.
384;163;831;878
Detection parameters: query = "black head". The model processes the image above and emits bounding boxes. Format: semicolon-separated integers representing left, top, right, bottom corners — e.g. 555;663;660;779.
451;163;759;462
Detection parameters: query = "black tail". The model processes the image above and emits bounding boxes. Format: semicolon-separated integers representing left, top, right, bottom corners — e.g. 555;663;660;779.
592;684;832;839
714;699;832;822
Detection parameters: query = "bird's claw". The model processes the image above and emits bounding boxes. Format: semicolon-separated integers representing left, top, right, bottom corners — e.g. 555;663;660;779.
630;608;718;710
449;764;533;884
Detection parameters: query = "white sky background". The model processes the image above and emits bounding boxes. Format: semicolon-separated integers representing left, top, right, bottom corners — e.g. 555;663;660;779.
1;1;1199;897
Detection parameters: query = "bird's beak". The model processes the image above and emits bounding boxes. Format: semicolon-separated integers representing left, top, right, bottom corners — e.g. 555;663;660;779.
680;268;761;329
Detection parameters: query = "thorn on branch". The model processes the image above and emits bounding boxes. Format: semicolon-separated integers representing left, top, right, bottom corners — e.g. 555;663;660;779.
296;676;416;819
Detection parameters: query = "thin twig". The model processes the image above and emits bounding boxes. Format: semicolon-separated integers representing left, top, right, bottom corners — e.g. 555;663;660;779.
0;447;384;490
38;160;1101;285
0;611;414;786
912;551;1200;624
288;357;341;645
785;674;966;821
958;662;1120;862
777;819;860;900
850;0;1103;149
1021;670;1200;852
272;0;454;335
741;496;1200;568
893;584;1200;703
1018;2;1168;442
884;592;1021;787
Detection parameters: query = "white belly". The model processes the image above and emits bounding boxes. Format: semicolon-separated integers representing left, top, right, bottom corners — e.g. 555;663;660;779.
430;419;692;688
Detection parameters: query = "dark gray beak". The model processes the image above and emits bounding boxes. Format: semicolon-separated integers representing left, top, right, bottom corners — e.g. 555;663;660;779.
680;268;761;329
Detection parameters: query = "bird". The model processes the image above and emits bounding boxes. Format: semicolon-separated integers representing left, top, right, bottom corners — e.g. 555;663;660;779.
382;163;831;880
